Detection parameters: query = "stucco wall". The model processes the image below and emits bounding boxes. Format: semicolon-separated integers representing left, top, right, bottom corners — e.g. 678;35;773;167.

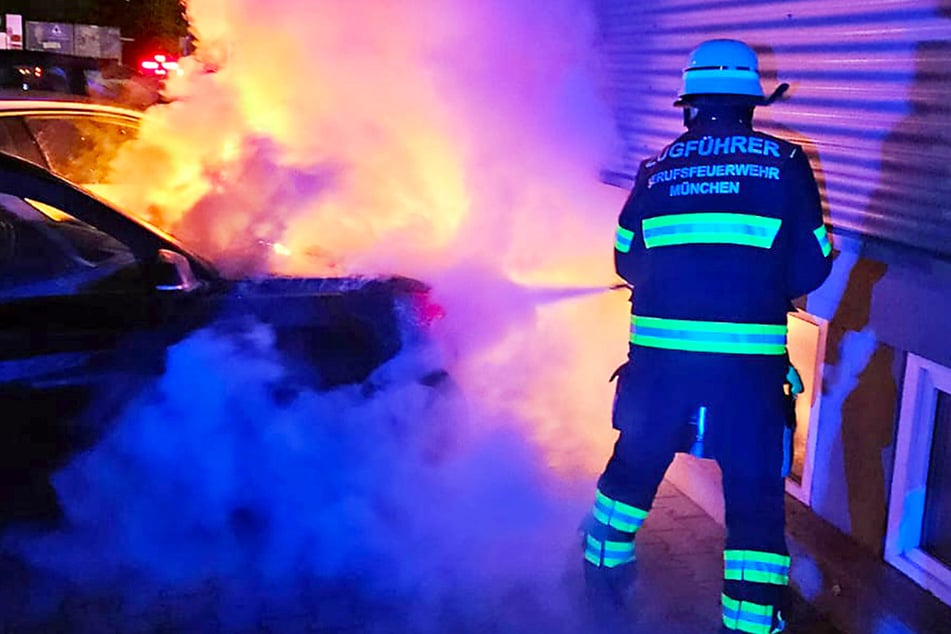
806;238;951;555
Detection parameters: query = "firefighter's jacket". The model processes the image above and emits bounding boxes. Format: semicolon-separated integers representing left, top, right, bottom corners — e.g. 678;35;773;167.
615;117;833;357
610;116;833;442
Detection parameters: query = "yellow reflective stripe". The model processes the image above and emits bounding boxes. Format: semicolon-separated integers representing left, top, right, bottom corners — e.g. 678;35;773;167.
583;535;602;566
630;315;787;356
615;224;635;253
724;550;791;567
630;334;787;355
596;490;649;519
633;316;787;336
813;225;832;256
592;505;642;533
722;616;774;634
747;570;788;585
722;594;776;634
646;231;774;249
645;212;781;231
584;535;636;568
724;550;790;586
723;568;788;585
592;489;648;532
642;213;782;249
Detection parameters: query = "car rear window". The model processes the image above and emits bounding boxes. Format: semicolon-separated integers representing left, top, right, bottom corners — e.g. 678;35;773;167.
23;115;138;185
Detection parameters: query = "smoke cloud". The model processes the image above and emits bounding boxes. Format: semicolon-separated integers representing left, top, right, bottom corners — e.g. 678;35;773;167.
5;0;635;630
12;324;594;631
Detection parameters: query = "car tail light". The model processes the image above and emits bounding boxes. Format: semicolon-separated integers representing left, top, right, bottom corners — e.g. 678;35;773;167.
141;54;183;77
408;290;446;329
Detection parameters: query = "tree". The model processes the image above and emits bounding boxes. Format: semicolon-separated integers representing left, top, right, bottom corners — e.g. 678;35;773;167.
112;0;188;60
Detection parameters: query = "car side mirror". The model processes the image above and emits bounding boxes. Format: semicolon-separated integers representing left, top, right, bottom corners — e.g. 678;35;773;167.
153;248;201;292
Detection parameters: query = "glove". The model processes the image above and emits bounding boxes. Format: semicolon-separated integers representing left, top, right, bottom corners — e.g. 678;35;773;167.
781;363;803;478
785;363;804;397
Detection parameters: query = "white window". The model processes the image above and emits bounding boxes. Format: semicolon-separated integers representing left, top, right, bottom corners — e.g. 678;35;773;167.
784;311;828;506
885;354;951;607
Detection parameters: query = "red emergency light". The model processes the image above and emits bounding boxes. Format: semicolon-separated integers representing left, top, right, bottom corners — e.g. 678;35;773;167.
140;54;181;77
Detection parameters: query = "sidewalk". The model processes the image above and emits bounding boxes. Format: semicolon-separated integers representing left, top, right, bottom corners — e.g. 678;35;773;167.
786;496;951;634
4;471;948;633
610;480;840;634
0;479;850;634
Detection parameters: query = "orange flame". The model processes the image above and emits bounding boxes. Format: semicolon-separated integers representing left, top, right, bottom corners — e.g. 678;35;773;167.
108;0;630;473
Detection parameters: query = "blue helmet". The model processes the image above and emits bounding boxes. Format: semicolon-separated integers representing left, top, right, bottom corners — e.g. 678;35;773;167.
678;39;765;101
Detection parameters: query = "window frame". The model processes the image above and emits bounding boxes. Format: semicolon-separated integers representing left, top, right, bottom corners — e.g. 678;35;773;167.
0;193;142;300
885;353;951;607
0;115;49;168
0;157;218;296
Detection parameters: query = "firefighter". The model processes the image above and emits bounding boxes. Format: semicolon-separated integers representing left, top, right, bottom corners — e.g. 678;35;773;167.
583;39;833;633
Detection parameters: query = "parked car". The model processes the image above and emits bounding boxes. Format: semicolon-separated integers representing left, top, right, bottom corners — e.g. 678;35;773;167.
0;50;99;96
0;152;448;524
0;91;141;199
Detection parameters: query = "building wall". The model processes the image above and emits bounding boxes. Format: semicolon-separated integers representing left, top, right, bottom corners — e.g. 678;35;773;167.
807;238;951;555
593;0;951;555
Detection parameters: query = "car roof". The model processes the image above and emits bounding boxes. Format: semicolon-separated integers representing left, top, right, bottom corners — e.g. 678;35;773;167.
0;91;143;119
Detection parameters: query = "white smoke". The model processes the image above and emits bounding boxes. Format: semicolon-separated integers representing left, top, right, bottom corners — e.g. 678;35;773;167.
9;320;596;630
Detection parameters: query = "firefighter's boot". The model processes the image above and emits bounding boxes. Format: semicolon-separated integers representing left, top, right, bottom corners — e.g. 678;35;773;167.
580;512;638;618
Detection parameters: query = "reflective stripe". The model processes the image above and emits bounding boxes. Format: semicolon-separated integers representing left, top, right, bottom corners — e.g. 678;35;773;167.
592;489;648;533
724;550;791;568
722;594;776;634
630;315;787;355
724;549;791;586
584;534;636;568
642;213;781;249
813;225;832;257
615;225;635;253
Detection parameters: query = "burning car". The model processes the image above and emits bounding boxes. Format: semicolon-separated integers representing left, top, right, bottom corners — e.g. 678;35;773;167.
0;151;449;524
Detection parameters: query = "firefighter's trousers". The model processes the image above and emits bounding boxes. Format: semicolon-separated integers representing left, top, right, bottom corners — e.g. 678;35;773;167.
585;347;790;634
